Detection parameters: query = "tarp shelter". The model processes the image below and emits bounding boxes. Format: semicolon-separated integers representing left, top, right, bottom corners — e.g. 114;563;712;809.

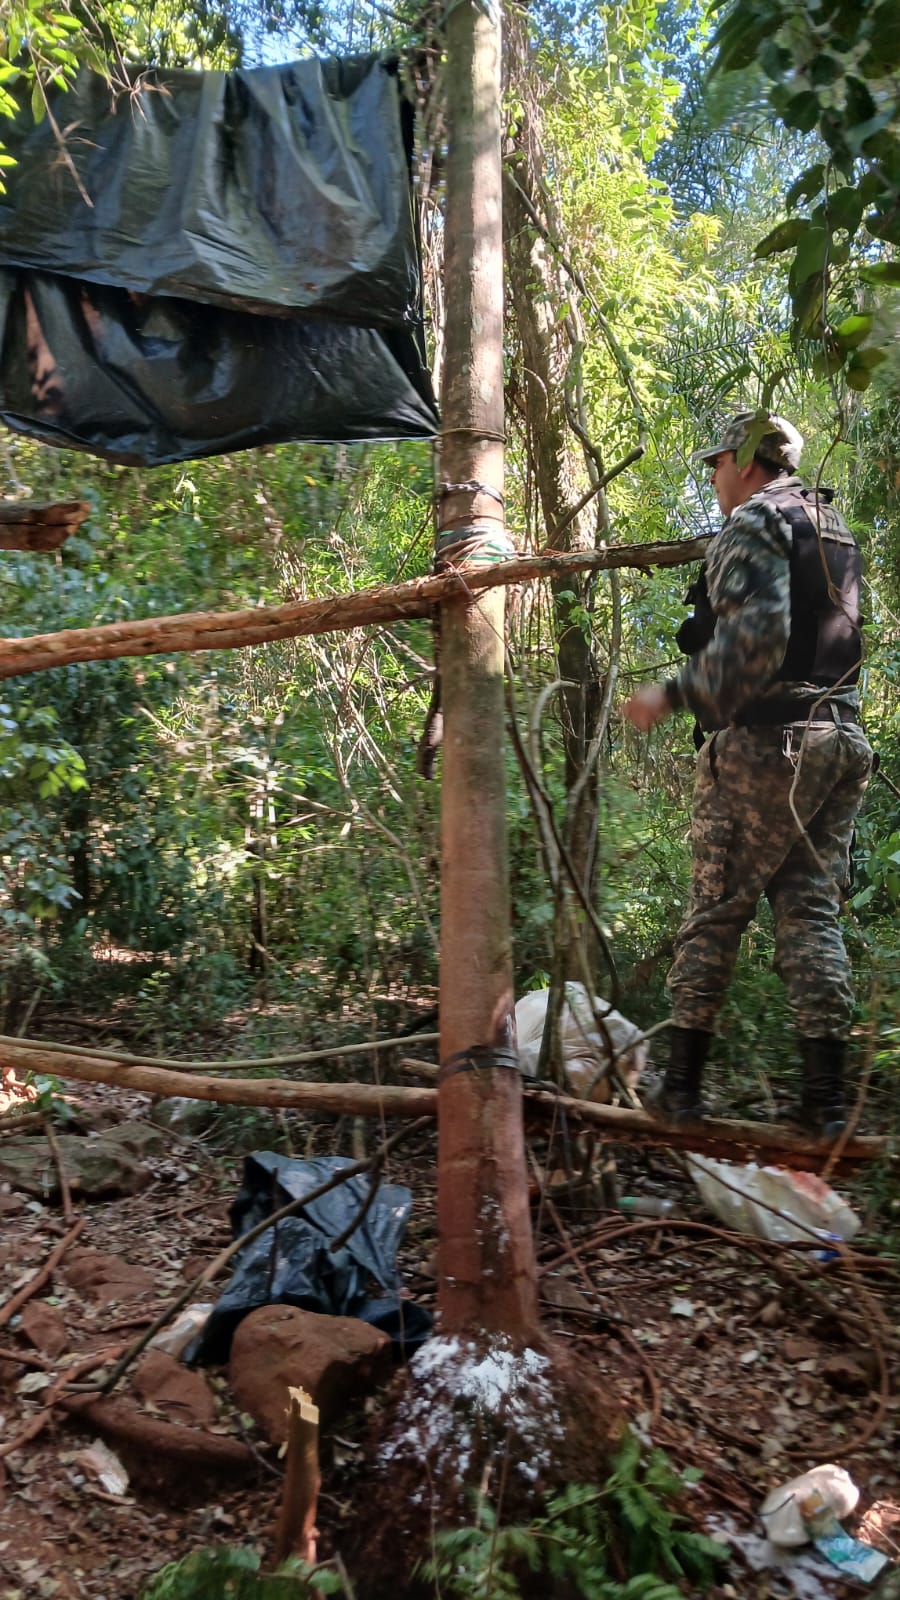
0;55;438;465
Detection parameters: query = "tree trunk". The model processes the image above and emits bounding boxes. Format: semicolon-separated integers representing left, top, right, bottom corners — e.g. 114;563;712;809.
436;0;538;1341
503;10;602;897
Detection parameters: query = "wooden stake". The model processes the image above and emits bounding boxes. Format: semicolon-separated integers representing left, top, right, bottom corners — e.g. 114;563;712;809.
274;1387;321;1568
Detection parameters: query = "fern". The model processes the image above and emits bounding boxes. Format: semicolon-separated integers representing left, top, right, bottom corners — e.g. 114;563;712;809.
419;1432;730;1599
140;1547;342;1600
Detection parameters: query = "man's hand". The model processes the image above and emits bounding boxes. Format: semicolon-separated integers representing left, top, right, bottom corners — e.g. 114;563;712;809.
621;684;672;732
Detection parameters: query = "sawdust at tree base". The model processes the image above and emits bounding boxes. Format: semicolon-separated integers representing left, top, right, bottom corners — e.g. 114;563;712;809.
345;1331;622;1596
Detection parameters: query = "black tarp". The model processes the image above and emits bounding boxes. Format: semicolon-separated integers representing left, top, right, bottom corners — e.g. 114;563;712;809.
0;56;438;464
192;1153;432;1364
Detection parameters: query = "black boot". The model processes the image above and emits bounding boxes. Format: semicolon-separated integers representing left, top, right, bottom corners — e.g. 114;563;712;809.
798;1037;847;1139
648;1026;713;1124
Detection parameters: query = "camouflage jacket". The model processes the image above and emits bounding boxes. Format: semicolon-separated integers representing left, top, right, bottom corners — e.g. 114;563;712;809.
666;476;861;730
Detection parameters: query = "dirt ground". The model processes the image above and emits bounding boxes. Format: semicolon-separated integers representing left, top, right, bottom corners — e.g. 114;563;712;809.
1;1054;898;1600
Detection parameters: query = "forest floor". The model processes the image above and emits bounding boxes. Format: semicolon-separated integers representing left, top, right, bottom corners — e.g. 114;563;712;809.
0;998;898;1600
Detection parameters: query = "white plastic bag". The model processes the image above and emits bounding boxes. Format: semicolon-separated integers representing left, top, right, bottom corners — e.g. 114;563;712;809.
760;1464;859;1547
688;1156;861;1245
149;1302;215;1358
514;983;647;1102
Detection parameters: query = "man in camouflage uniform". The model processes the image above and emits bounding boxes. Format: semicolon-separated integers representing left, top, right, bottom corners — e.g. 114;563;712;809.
623;412;873;1137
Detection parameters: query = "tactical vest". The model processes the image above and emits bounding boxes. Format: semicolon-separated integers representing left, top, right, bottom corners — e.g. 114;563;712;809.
678;480;863;697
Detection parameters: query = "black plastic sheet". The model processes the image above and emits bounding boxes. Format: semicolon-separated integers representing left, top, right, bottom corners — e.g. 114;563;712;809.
193;1152;432;1364
0;56;437;463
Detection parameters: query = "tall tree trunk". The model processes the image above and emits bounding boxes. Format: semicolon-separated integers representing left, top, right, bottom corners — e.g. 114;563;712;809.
503;11;601;898
436;0;538;1341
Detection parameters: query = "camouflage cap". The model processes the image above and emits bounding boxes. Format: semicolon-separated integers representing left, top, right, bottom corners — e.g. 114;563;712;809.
693;411;804;472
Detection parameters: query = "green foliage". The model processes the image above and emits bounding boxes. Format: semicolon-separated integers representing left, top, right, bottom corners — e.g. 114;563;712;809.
852;829;900;911
708;0;900;380
140;1546;342;1599
0;695;89;1016
419;1433;729;1599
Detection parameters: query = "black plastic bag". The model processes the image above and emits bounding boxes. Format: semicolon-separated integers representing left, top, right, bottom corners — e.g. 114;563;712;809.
0;56;437;462
193;1153;432;1364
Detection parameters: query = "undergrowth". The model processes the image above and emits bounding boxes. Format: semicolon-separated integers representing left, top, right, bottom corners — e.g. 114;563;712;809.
138;1433;729;1599
417;1431;729;1599
140;1548;341;1598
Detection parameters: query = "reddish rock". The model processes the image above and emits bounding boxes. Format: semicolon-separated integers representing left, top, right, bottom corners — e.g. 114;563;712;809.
133;1349;217;1429
62;1250;155;1305
229;1306;392;1441
18;1300;68;1358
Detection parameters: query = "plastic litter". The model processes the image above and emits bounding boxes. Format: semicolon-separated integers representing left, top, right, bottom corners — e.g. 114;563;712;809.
191;1153;432;1365
761;1464;859;1548
800;1489;890;1583
515;983;647;1101
0;56;437;463
73;1439;129;1498
688;1156;861;1245
149;1303;216;1360
617;1196;679;1218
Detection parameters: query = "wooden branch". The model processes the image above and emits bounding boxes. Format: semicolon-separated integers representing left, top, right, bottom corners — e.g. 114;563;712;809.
5;1029;439;1075
57;1393;256;1472
0;1217;85;1330
0;1341;130;1461
43;1115;75;1226
0;1040;882;1175
0;536;709;679
0;1039;437;1118
274;1387;321;1567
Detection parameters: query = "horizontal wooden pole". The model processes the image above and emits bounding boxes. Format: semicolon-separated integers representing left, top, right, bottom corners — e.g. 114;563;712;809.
397;1057;884;1173
0;535;709;678
3;1040;882;1175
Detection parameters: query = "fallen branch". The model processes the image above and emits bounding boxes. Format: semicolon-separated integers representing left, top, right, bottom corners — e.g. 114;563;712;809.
0;1341;129;1460
0;1216;85;1330
0;536;709;680
57;1393;257;1472
0;1040;883;1173
1;1029;439;1074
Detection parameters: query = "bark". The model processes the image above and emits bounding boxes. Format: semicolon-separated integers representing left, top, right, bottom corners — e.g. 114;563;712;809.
503;10;604;895
435;0;539;1341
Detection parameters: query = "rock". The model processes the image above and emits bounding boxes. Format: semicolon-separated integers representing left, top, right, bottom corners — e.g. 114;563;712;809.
100;1122;166;1158
542;1275;596;1313
63;1250;156;1305
133;1349;217;1429
0;1133;150;1199
230;1306;392;1441
18;1300;68;1358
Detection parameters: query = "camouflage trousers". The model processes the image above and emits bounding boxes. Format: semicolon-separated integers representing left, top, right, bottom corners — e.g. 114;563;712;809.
667;721;873;1039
